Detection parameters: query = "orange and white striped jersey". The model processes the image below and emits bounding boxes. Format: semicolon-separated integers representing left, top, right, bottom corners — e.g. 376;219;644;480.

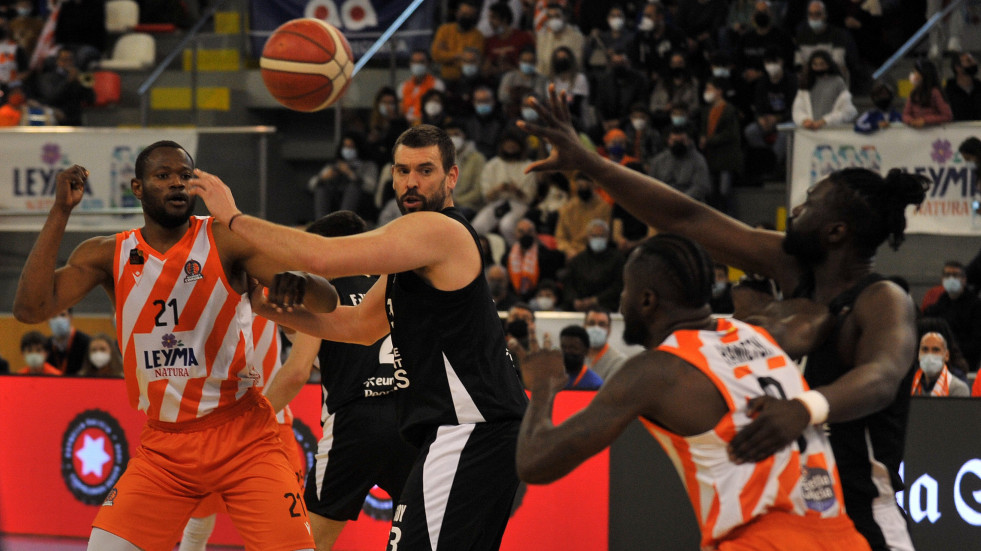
643;318;847;549
114;216;256;422
252;314;293;426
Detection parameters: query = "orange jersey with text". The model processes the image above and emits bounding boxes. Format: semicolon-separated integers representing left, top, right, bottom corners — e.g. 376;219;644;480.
252;314;293;425
643;318;847;548
114;216;256;422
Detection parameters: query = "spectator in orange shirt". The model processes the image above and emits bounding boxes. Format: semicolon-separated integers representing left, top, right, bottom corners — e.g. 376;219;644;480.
17;330;62;375
399;49;445;124
431;0;485;84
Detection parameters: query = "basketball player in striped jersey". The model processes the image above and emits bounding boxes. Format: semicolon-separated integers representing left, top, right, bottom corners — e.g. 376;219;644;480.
521;87;926;550
517;234;871;550
178;314;305;551
189;125;529;551
13;141;331;551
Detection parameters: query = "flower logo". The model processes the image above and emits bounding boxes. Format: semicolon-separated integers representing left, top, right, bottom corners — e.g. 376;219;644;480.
931;139;953;164
42;143;61;166
161;334;178;349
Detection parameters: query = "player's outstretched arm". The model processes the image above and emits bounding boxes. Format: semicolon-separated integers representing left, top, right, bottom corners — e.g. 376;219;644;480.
190;169;471;282
517;351;653;484
13;165;114;323
264;331;320;413
518;87;790;281
728;281;917;463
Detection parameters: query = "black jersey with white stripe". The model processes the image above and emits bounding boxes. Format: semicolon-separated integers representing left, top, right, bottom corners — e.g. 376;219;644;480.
318;275;405;415
384;207;528;446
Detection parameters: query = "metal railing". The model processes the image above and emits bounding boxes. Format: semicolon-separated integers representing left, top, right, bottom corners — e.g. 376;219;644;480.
136;0;233;126
872;0;969;81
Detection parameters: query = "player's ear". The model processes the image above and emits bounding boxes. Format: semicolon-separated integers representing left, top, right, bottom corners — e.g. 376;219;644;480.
131;177;143;200
446;164;459;190
825;220;847;245
641;288;658;313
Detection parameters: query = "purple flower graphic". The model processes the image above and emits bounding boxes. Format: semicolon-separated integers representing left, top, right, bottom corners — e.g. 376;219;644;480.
42;143;61;166
161;334;177;349
931;139;953;164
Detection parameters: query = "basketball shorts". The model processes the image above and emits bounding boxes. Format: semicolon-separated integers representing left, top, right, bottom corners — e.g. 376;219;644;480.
386;420;521;551
92;389;314;551
717;510;872;551
190;419;304;518
304;394;417;521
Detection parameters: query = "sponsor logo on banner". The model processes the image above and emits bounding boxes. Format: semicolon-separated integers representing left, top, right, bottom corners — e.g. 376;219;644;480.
60;409;129;505
12;143;91;212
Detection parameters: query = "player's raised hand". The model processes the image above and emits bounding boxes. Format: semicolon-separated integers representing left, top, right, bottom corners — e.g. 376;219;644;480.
520;349;568;394
518;85;590;175
54;165;89;213
188;168;240;225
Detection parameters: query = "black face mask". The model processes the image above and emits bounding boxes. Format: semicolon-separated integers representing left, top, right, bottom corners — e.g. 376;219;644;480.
553;57;572;73
965;65;979;76
670;142;687;157
563;353;584;375
518;234;535;249
457;16;477;31
577;188;593;201
753;12;770;28
613;64;630;77
671;67;687;80
873;97;892;111
811;69;828;78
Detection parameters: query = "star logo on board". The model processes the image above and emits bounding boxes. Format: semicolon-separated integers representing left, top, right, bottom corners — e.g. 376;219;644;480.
75;434;111;477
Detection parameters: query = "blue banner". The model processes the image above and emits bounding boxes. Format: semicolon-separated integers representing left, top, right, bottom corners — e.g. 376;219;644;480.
249;0;436;61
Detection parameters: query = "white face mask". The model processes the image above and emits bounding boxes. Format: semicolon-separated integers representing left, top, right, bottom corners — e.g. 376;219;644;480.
638;17;655;31
588;237;608;253
461;63;479;77
424;101;443;117
608;17;625;32
712;281;728;298
450;135;465;151
89;350;112;368
919;353;944;378
340;147;358;161
909;72;921;87
547;18;565;32
25;352;45;369
410;63;428;77
532;296;555;310
764;63;782;78
943;276;963;294
586;326;608;348
49;316;71;338
631;117;647;131
808;19;825;33
703;91;717;104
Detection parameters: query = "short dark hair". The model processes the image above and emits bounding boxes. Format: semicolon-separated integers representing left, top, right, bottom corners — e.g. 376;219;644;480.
584;308;611;323
21;330;47;351
631;234;715;308
135;141;193;180
825;168;928;257
392;124;456;173
560;324;590;348
489;1;514;24
944;260;966;271
306;210;367;238
959;137;981;159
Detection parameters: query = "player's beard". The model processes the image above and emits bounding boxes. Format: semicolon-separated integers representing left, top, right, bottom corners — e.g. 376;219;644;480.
781;217;826;266
397;177;449;214
143;194;196;229
621;306;649;348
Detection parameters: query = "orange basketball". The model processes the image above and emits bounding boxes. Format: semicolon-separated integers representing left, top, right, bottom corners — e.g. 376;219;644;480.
260;18;354;112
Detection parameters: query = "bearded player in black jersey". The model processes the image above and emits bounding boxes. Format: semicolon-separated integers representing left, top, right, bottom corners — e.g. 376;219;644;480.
190;125;528;551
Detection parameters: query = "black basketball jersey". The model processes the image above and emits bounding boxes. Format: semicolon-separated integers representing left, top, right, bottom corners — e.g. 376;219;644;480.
794;273;914;514
318;275;406;415
385;207;528;446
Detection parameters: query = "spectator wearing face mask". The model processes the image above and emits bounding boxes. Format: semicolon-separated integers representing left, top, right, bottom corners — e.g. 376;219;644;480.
555;172;613;259
923;260;981;371
535;3;584;77
853;80;902;134
419;88;451;128
502;218;565;301
472;130;539;244
911;331;970;397
903;57;952;129
464;85;507;159
398;49;445;124
487;264;520;312
622;103;662;167
546;46;590;129
530;279;561;312
630;1;687;84
582;308;626;380
593;48;650;134
19;330;62;375
946;52;981;122
794;1;860;88
307;132;378;221
650;52;700;128
561;218;624;312
792;49;857;130
483;2;535;81
79;333;123;377
444;120;487;217
600;128;640;167
498;46;549;109
584;6;635;75
648;124;710;203
45;308;90;375
558;325;604;390
743;50;796;181
431;0;485;84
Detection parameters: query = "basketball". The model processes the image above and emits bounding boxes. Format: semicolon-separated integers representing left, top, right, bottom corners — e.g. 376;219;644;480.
260;18;354;112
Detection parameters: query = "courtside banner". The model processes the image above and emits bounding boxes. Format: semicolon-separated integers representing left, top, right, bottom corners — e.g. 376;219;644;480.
249;0;437;59
790;124;981;236
0;377;607;550
0;129;198;232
